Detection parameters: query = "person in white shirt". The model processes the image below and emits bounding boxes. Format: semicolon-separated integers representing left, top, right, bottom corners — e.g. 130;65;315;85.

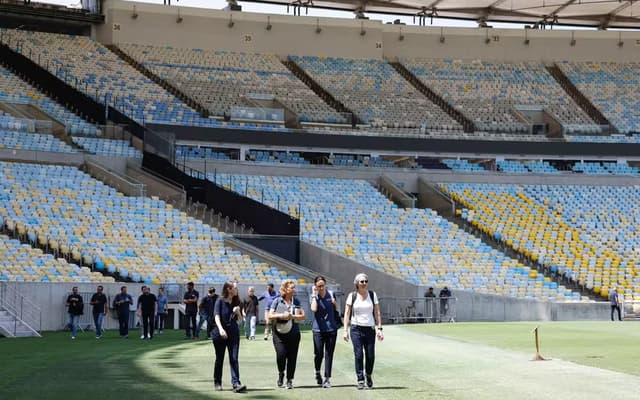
343;273;383;390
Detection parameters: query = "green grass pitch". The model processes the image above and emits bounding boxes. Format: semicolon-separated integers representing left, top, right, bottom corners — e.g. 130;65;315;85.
1;322;639;399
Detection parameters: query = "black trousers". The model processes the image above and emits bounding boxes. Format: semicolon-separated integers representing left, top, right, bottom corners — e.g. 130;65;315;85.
350;325;376;381
118;312;129;336
272;330;301;380
611;305;622;321
142;312;154;338
313;331;337;378
213;331;241;386
185;314;197;337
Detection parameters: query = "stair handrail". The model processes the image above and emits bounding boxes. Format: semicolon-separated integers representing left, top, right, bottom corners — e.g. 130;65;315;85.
0;282;42;337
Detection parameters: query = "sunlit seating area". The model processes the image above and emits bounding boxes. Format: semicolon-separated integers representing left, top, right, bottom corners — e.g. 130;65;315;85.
0;29;217;127
0;162;296;284
403;59;598;134
558;61;640;134
117;44;348;125
0;234;107;282
290;56;462;131
71;137;142;158
442;183;640;301
202;173;578;301
0;129;76;153
0;65;97;135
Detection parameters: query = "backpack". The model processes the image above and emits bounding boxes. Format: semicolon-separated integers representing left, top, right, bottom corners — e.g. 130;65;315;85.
349;290;376;321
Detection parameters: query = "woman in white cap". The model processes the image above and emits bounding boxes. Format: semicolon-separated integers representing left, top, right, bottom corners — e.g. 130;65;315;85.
343;273;383;390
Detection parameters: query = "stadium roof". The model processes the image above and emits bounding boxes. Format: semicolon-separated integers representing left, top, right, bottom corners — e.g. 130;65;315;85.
256;0;640;29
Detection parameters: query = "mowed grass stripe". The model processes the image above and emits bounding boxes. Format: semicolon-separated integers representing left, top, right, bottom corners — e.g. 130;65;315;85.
405;321;640;376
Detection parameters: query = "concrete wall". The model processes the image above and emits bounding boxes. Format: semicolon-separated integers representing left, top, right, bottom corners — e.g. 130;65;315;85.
1;281;315;332
98;0;640;63
100;0;383;59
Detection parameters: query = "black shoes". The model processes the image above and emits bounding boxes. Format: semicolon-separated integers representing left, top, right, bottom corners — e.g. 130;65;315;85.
277;373;284;388
366;375;373;389
315;371;323;385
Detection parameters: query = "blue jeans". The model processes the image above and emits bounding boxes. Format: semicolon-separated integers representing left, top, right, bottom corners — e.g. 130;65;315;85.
350;325;376;381
196;314;208;337
93;313;105;336
213;330;241;386
244;316;257;338
67;314;80;337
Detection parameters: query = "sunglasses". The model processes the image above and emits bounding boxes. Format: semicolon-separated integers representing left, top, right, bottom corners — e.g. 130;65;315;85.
359;280;368;284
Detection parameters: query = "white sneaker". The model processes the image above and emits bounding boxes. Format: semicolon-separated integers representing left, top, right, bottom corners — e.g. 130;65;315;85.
140;335;145;340
71;336;76;340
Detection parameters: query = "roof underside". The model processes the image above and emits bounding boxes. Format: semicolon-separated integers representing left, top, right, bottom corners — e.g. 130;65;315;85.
258;0;640;28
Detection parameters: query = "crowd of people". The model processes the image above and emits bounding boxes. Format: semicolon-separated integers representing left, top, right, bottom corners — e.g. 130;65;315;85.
64;273;385;392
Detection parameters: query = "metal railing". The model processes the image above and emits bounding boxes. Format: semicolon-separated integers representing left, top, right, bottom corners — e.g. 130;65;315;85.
85;160;145;197
0;282;42;336
379;296;457;323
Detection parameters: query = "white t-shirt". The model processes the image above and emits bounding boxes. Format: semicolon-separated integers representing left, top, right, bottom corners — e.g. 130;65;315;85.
346;291;378;327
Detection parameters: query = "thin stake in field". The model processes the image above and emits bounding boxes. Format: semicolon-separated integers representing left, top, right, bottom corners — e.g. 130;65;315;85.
531;325;547;361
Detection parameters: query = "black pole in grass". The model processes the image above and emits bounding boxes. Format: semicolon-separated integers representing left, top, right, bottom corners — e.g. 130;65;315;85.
531;325;547;361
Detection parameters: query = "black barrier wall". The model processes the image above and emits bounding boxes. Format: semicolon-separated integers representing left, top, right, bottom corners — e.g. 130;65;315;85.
236;236;300;264
0;42;106;124
148;123;640;157
143;152;300;236
0;42;145;139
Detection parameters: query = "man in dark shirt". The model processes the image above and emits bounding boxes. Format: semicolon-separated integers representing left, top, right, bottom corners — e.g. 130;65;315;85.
113;286;133;338
137;286;158;340
258;283;278;340
183;282;199;339
424;287;436;323
90;285;108;339
66;286;83;340
242;286;259;340
439;286;452;322
197;287;218;339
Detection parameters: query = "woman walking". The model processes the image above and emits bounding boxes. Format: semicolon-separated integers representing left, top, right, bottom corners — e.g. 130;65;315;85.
212;282;246;393
269;279;305;389
343;273;384;390
310;275;339;388
155;287;168;334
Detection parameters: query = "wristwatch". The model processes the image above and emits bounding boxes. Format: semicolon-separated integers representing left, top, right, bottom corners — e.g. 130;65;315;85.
377;327;383;331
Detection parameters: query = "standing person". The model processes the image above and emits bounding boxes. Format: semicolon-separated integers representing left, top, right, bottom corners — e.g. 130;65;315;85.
241;287;259;340
183;282;199;339
424;287;436;323
212;282;246;393
343;273;383;390
610;287;623;321
65;286;84;340
113;286;133;338
137;286;158;340
439;286;452;322
129;287;140;330
155;287;168;335
310;276;338;388
269;279;305;389
258;283;279;340
197;287;218;339
90;285;108;339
